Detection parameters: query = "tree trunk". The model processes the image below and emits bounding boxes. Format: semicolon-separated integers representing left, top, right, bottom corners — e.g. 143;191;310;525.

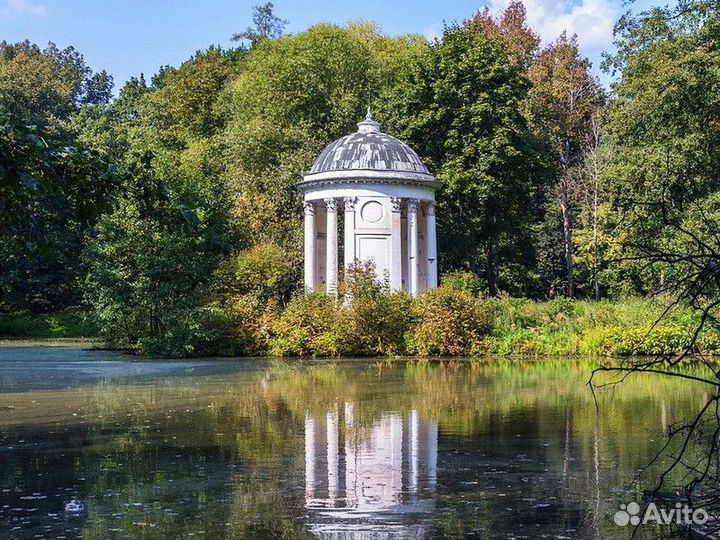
560;178;575;298
485;239;500;297
592;175;599;300
585;114;602;300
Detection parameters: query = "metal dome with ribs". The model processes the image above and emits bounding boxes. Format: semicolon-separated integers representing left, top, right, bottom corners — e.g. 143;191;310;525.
302;110;434;185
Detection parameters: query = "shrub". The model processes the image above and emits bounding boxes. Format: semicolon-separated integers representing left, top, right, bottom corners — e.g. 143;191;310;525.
543;297;579;320
216;242;296;303
268;293;338;356
336;263;415;356
227;293;280;355
492;328;581;356
266;263;416;357
336;292;415;356
83;197;227;355
485;297;536;332
441;271;483;296
138;302;249;357
408;286;492;356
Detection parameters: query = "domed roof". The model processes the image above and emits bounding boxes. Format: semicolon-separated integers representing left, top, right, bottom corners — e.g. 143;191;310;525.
299;110;436;188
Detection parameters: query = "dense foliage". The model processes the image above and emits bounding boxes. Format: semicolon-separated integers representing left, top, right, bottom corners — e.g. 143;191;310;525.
1;1;719;356
239;276;720;358
382;21;546;296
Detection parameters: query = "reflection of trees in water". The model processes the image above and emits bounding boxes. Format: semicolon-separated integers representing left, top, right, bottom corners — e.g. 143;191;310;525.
0;376;309;540
267;360;706;539
0;360;711;539
1;421;240;539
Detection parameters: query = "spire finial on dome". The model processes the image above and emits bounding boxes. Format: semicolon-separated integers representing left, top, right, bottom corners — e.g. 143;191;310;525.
358;107;380;134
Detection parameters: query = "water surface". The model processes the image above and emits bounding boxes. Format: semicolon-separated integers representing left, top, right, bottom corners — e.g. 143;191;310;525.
0;347;705;539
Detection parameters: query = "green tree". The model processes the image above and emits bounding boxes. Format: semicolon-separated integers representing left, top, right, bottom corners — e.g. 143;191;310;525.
0;41;117;312
384;22;546;296
143;47;240;146
0;118;116;312
526;33;604;298
80;47;242;353
84;143;234;355
603;0;720;295
0;41;111;123
231;2;287;47
592;1;720;514
222;23;423;260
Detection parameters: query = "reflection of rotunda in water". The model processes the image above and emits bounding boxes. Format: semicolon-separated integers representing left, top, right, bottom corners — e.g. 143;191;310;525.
304;403;438;540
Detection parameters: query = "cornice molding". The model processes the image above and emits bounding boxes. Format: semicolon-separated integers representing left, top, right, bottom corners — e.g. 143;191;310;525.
298;175;439;192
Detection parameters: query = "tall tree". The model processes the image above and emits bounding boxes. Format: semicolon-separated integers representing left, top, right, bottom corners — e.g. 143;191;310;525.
592;1;720;518
79;47;242;352
602;0;720;295
231;2;287;47
385;23;546;296
573;112;617;299
0;41;111;124
0;41;116;312
222;24;423;258
465;1;540;69
144;47;240;146
526;33;603;297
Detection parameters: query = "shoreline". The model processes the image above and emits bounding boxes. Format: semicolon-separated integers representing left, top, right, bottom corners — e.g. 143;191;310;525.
0;338;104;348
0;340;716;365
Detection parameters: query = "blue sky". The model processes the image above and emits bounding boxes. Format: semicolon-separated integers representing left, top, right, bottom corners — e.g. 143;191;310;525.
0;0;663;92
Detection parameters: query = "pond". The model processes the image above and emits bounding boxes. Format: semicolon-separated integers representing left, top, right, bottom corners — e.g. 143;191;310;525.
0;346;707;540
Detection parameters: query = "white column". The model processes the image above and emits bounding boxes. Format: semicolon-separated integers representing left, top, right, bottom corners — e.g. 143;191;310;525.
390;197;403;291
343;197;357;271
325;198;338;296
303;201;316;293
407;199;420;297
426;201;438;290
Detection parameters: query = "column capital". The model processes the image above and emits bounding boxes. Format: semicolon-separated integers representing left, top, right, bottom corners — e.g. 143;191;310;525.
324;198;338;212
343;197;357;211
425;201;436;216
407;199;420;212
390;197;403;213
303;200;316;215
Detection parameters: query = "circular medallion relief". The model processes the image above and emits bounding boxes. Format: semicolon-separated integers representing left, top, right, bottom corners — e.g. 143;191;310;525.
360;201;384;223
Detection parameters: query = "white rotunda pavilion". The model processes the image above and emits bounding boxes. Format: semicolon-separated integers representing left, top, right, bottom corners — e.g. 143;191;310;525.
298;111;438;297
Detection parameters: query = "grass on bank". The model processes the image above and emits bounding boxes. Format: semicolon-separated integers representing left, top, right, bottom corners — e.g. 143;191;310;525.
483;297;711;357
0;310;98;339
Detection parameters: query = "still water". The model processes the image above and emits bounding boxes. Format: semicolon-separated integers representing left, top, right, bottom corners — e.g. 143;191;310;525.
0;346;707;540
